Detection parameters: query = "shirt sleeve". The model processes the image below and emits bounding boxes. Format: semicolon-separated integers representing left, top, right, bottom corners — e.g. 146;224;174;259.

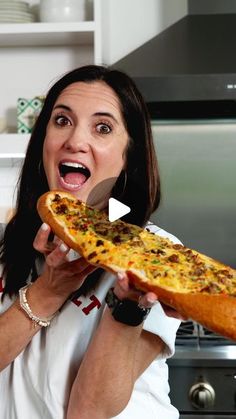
143;302;181;358
145;221;183;245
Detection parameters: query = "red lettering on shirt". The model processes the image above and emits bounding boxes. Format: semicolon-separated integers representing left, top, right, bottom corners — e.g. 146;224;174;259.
82;295;101;315
72;298;82;308
72;294;102;315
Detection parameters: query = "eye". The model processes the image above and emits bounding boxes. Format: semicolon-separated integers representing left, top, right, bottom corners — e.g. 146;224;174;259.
54;114;72;127
96;122;112;134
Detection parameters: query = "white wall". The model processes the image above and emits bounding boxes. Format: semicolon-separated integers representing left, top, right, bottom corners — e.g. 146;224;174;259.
101;0;188;64
0;46;92;132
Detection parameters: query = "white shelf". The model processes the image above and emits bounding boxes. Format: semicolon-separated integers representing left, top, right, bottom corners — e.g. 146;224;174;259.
0;134;29;158
0;21;95;46
0;1;100;168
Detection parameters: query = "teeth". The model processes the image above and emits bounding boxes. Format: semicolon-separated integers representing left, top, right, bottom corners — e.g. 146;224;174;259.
62;162;87;169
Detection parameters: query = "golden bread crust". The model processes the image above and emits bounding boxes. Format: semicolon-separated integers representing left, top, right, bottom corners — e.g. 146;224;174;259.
37;190;236;340
127;268;236;340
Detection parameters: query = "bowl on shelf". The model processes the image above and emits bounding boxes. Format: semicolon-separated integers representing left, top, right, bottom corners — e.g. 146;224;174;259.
39;0;85;23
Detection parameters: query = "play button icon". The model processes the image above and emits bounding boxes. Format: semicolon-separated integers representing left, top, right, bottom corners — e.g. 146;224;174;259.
108;198;131;222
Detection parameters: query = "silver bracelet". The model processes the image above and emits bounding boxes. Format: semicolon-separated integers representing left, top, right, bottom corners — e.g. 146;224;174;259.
19;285;56;327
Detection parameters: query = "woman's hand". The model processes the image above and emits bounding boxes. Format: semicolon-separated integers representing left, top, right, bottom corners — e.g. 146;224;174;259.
114;271;158;310
32;223;96;307
114;271;187;321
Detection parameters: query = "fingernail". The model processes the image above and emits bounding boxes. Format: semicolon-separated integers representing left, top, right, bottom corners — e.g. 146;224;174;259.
117;272;125;281
60;243;69;253
147;296;157;304
41;223;49;231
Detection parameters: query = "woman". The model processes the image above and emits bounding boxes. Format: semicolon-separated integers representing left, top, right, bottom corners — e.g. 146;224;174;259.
0;65;181;418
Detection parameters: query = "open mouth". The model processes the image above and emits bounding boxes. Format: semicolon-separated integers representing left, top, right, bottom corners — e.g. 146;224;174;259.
59;161;91;189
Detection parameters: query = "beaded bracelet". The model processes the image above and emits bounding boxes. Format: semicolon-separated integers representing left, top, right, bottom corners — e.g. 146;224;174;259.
19;285;56;327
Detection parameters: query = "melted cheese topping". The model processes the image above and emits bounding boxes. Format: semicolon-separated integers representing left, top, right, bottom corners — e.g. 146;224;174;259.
50;193;236;296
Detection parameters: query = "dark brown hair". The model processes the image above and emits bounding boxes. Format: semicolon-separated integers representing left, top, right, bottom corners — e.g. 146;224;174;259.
0;65;160;297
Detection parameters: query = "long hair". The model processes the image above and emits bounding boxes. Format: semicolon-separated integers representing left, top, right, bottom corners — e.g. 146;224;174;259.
0;65;160;297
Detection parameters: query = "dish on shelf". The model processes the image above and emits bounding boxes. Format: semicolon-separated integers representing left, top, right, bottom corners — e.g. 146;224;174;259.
0;10;33;17
0;1;29;10
0;0;35;23
0;15;35;22
39;0;85;23
0;17;35;23
0;5;28;9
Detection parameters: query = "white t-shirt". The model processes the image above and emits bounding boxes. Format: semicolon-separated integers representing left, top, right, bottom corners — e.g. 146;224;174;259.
0;224;181;419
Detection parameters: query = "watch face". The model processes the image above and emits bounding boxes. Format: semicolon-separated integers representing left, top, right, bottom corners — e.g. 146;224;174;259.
113;299;150;327
105;288;151;326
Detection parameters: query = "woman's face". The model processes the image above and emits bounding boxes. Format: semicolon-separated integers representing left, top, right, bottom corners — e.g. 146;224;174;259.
43;81;129;208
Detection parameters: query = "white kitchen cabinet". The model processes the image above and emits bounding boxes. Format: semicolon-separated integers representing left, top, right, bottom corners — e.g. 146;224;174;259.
0;134;29;158
0;0;101;144
0;0;188;220
0;0;188;159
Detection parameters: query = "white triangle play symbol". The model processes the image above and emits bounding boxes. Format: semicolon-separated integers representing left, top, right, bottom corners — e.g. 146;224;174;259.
108;198;131;222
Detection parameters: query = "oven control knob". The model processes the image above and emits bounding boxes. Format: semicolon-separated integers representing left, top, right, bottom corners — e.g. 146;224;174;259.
189;382;215;409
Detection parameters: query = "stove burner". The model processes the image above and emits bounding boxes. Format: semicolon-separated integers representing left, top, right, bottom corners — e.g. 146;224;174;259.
176;321;236;347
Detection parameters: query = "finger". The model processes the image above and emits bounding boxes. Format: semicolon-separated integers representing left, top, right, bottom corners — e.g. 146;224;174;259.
46;242;70;267
138;292;158;309
117;272;129;292
53;235;61;245
33;223;51;252
114;272;143;300
70;257;95;273
66;248;82;262
81;264;97;278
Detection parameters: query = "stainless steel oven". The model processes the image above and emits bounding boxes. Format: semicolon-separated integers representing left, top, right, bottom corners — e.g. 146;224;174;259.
151;120;236;269
150;120;236;418
168;322;236;418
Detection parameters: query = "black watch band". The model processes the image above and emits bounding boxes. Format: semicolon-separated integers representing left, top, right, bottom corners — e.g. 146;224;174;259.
105;287;151;327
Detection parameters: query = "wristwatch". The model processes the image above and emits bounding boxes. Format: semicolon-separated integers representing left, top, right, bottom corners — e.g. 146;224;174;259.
105;287;151;327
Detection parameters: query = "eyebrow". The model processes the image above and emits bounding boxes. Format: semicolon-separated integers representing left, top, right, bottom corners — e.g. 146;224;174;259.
93;112;119;124
53;105;119;124
53;104;71;111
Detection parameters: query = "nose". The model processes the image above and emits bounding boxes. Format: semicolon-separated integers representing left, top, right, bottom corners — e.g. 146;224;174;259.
64;126;90;153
